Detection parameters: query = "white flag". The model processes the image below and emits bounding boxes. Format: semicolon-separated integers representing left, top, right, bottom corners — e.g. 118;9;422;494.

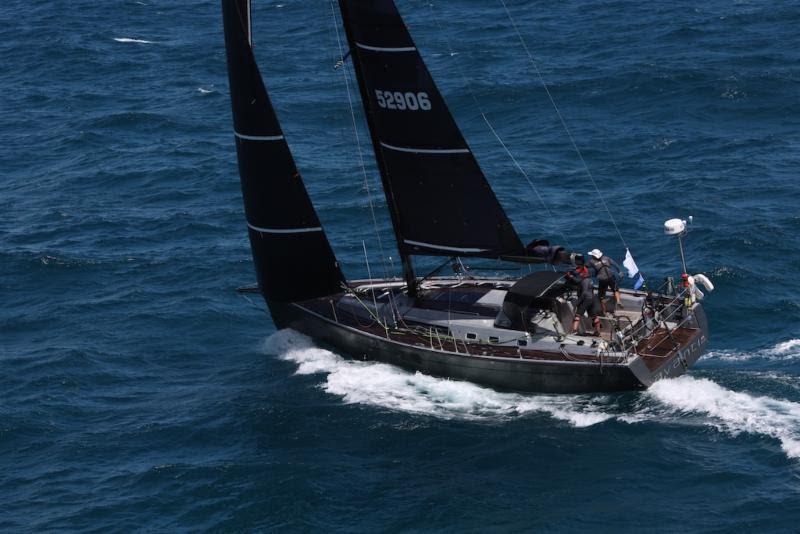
623;248;639;278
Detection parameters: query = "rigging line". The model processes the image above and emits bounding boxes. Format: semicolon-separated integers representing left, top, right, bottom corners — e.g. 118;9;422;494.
423;1;573;250
318;0;340;75
342;283;385;327
327;0;391;282
362;240;385;335
496;0;628;251
479;112;572;249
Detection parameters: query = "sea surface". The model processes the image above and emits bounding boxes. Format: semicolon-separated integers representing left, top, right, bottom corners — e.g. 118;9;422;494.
2;0;800;531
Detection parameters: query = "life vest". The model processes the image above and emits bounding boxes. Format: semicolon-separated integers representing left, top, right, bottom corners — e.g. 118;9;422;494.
589;257;613;281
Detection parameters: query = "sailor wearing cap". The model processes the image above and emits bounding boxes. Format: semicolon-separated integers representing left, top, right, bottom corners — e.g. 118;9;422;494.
587;249;623;315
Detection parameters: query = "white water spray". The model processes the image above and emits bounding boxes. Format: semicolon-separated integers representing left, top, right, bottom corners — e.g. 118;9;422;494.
706;338;800;362
264;331;800;460
649;376;800;460
113;37;153;44
263;330;614;427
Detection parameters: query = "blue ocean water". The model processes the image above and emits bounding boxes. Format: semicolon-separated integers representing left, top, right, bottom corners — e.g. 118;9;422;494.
2;0;800;530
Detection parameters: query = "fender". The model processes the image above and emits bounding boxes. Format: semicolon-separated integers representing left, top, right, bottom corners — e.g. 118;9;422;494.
692;273;714;292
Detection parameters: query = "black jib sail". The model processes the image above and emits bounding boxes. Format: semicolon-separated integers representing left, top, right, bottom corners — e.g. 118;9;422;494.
337;0;526;262
222;0;344;303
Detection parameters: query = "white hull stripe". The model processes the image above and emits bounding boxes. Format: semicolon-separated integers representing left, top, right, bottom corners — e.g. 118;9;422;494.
248;223;323;234
380;142;470;155
356;42;416;53
235;131;284;141
404;239;487;253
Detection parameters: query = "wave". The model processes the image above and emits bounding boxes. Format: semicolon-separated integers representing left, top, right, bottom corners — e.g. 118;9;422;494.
113;37;153;44
263;330;614;427
773;339;800;355
265;331;800;460
648;376;800;460
705;339;800;362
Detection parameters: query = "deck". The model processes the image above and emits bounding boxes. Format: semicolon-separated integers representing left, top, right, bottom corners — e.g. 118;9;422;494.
301;296;625;365
637;326;701;371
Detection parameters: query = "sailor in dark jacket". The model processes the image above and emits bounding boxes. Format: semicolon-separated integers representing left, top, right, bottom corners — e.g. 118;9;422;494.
565;265;602;336
587;249;623;315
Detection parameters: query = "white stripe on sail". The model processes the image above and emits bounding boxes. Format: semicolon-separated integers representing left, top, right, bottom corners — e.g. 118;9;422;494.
404;239;487;254
248;223;322;234
380;142;469;155
235;131;284;141
356;42;416;53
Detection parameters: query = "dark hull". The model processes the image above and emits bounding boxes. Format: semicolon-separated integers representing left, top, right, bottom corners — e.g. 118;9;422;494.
267;300;709;394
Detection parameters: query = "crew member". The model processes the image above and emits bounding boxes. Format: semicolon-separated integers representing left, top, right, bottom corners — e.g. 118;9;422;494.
566;265;602;336
587;249;623;315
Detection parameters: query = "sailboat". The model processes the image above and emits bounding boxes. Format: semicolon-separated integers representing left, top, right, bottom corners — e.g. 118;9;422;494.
221;0;710;393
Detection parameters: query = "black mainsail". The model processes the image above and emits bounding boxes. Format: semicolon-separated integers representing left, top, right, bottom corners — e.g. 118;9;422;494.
222;0;344;304
337;0;526;269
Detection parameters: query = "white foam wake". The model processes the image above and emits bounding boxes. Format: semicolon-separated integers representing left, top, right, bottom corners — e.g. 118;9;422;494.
113;37;153;44
772;339;800;355
264;331;800;459
706;338;800;362
263;330;614;427
649;376;800;459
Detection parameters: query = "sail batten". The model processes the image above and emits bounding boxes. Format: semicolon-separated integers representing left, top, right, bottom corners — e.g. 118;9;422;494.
379;142;469;155
234;132;284;141
355;42;417;53
223;0;344;303
246;223;324;234
338;0;525;261
404;240;488;254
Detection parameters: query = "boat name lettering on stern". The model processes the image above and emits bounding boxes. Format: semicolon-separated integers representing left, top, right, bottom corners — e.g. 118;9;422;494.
375;90;431;111
652;338;704;381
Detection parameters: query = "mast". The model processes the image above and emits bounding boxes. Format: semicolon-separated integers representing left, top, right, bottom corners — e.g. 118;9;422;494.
337;0;527;297
222;0;345;306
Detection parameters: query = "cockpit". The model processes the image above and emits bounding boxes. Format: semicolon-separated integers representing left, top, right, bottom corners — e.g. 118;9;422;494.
494;271;574;333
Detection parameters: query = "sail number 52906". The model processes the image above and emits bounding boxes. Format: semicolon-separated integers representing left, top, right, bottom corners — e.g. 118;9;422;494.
375;90;431;111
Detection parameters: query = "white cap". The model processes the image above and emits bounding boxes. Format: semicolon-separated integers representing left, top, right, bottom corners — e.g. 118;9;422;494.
588;249;603;259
